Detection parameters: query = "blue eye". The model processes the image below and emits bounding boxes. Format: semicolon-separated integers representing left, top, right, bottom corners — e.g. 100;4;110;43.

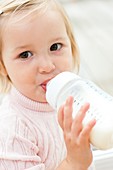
50;43;62;51
19;51;32;59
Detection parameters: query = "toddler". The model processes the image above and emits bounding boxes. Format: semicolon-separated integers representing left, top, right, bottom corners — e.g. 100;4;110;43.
0;0;96;169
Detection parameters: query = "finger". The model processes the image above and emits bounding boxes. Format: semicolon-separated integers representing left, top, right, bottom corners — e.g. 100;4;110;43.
71;103;90;138
76;103;90;122
63;96;73;133
80;119;96;142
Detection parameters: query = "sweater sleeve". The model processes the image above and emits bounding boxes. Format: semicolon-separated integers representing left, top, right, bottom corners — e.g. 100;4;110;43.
0;114;46;170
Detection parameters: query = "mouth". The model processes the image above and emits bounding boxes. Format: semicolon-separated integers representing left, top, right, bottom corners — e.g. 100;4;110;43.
41;83;47;92
40;79;52;92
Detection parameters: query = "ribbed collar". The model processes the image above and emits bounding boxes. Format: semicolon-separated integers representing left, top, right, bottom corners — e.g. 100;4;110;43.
9;86;55;112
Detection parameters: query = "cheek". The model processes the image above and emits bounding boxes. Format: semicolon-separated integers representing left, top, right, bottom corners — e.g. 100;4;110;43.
65;53;74;68
59;56;73;71
65;61;73;70
4;64;25;84
65;47;74;68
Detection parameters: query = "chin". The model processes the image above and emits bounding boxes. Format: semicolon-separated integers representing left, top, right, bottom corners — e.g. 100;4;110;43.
36;96;47;103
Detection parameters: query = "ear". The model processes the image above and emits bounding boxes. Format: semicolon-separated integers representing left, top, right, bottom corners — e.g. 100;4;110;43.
0;61;7;76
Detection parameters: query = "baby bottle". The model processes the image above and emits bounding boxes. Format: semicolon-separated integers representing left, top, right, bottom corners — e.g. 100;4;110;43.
46;71;113;150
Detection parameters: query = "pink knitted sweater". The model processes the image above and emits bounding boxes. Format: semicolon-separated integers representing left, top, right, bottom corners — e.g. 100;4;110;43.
0;87;95;170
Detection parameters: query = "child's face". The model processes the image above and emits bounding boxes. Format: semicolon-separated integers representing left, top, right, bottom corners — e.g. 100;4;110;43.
2;9;74;102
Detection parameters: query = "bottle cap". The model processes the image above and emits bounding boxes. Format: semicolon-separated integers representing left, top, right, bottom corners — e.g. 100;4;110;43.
46;71;80;109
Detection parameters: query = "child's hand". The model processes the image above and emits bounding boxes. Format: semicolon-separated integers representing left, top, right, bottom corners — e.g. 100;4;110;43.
58;96;96;170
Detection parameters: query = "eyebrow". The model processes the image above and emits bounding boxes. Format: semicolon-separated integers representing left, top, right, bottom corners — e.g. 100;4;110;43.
14;45;32;51
13;37;68;51
53;36;67;41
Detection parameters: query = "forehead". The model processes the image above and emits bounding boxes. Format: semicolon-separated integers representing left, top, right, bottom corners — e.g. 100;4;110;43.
2;8;68;50
3;4;65;31
5;9;65;34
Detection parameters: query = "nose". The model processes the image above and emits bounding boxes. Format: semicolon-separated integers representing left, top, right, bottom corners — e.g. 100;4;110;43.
38;57;55;74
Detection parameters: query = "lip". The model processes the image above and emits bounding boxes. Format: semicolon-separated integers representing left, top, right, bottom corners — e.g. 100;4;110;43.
40;79;52;92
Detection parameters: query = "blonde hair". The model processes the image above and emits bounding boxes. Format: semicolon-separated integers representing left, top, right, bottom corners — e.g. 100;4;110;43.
0;0;79;93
